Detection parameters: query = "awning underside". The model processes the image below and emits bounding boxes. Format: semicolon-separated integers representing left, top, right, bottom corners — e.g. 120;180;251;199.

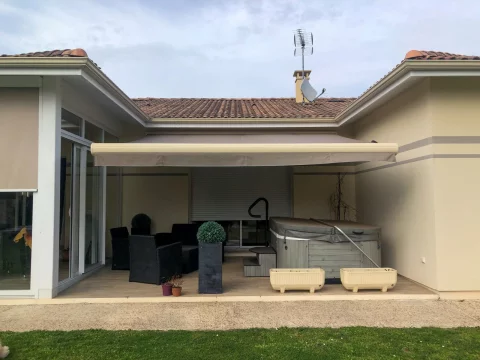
91;134;398;167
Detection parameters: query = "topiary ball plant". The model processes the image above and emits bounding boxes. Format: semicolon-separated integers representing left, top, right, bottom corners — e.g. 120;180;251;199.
197;221;226;244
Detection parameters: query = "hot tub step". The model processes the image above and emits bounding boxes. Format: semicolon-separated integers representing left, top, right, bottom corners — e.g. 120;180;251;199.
243;257;259;266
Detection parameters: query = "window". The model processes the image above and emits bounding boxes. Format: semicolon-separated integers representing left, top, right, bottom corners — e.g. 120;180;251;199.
0;192;33;290
61;109;82;136
194;220;267;247
85;121;103;143
242;220;268;246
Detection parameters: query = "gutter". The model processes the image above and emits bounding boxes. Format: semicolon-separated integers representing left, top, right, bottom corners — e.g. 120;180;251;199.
144;121;340;129
0;57;149;127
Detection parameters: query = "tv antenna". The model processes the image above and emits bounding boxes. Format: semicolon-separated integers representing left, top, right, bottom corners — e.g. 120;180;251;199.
293;29;326;103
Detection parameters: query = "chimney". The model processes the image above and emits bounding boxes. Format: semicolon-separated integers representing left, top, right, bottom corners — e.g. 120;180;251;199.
293;70;312;103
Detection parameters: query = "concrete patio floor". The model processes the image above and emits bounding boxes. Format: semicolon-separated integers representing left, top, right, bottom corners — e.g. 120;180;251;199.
52;256;436;302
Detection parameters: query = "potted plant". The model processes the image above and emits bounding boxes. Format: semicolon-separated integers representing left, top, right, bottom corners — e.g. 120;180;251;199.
171;276;184;297
161;277;173;296
197;221;226;294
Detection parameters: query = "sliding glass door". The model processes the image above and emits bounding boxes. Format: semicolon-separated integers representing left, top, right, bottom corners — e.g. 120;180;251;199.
84;151;102;269
58;139;105;283
59;138;82;282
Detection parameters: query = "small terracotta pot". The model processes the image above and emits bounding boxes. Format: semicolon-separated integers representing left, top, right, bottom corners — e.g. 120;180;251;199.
162;284;173;296
172;287;182;297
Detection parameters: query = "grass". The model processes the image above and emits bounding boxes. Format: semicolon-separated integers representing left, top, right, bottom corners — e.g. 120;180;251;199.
1;327;479;360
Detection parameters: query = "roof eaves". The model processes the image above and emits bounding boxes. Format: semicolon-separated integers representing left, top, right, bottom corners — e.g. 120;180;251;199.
334;60;480;125
82;60;149;125
149;117;336;123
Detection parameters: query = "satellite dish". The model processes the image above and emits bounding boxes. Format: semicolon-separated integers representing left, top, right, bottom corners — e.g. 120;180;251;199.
301;78;326;102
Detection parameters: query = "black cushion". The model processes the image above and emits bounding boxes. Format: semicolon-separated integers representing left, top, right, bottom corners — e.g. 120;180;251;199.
131;214;151;235
171;223;200;246
110;227;130;270
110;227;129;239
154;232;175;246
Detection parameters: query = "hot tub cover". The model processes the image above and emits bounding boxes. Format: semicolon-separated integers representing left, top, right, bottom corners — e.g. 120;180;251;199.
269;217;380;243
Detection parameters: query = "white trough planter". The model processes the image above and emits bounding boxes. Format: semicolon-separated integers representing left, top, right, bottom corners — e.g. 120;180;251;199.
340;268;397;293
270;268;325;294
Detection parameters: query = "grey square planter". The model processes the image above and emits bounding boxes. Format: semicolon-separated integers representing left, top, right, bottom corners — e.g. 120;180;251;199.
198;242;223;294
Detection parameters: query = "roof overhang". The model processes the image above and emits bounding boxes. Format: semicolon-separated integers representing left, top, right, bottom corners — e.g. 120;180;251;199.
146;118;338;129
0;57;149;127
91;133;398;167
335;61;480;126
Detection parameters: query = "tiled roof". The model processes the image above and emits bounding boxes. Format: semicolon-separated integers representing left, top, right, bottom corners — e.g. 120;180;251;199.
351;49;480;104
132;97;355;119
404;50;480;60
2;48;480;120
0;48;88;58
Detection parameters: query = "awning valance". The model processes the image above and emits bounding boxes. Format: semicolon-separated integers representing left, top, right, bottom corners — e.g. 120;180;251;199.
91;133;398;167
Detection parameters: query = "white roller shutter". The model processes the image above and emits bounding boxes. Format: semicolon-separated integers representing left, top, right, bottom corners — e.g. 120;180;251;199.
191;167;292;221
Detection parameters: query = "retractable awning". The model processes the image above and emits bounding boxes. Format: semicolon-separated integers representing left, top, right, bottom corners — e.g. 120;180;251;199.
91;133;397;167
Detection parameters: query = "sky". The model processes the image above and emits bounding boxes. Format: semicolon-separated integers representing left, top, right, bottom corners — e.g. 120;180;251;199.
1;0;479;99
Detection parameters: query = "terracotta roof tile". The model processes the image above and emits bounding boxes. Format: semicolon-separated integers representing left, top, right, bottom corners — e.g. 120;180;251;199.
0;48;88;58
3;48;480;120
349;49;480;106
404;50;480;60
132;98;356;119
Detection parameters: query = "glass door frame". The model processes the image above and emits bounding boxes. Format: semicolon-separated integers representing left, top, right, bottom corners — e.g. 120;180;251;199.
60;130;106;283
69;143;82;278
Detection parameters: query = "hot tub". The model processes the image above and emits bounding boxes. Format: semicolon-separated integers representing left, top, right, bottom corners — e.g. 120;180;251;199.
269;217;381;280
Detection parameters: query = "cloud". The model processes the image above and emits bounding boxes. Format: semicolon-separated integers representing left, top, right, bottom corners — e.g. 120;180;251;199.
1;0;480;98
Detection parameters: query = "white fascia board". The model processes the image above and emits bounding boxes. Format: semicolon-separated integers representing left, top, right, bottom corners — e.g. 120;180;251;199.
81;66;148;127
145;122;339;129
0;68;81;76
409;70;480;77
337;72;419;126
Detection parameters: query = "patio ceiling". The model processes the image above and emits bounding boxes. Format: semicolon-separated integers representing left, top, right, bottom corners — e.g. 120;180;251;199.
91;133;397;167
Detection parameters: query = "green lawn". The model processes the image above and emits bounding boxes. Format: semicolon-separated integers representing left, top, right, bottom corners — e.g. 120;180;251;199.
1;327;479;360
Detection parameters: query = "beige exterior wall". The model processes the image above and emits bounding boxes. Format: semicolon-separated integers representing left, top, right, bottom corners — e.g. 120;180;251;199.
121;167;189;234
429;77;480;291
353;77;480;291
353;79;439;289
432;158;480;291
354;79;433;146
0;88;39;189
430;77;480;136
293;166;356;220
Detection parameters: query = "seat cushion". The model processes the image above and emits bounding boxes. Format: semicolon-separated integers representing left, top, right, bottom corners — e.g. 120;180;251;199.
171;223;199;246
181;245;199;274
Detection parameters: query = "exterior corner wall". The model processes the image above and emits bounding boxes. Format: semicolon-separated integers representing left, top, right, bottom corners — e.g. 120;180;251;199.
429;77;480;291
353;79;439;289
432;157;480;291
122;167;189;233
354;78;433;146
430;77;480;136
31;77;62;299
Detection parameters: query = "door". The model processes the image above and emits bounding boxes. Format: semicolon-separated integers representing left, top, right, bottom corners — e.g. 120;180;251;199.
84;150;102;269
69;144;82;277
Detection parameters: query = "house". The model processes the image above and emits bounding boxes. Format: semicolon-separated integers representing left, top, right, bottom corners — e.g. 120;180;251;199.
0;48;478;299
